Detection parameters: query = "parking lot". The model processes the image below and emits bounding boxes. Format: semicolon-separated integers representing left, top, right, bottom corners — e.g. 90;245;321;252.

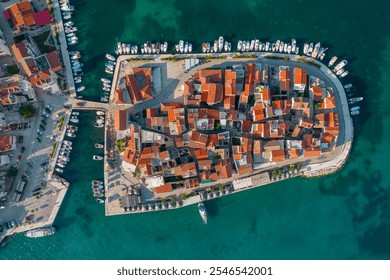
0;93;69;231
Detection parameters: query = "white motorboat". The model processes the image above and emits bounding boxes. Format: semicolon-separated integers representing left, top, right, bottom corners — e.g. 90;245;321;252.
100;78;111;84
94;143;104;149
218;36;224;52
93;155;103;160
340;71;349;78
105;54;116;61
328;56;338;67
348;97;363;104
333;60;348;72
25;227;55;238
295;46;299;54
76;86;85;92
237;40;242;51
96;110;105;116
351;110;360;116
303;43;309;55
179;40;184;53
94;122;104;127
350;106;360;111
198;203;207;225
188;43;192;53
291;39;296;53
55;168;64;173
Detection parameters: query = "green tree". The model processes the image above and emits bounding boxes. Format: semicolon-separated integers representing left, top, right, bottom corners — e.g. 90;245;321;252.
277;169;283;176
170;197;176;203
115;139;126;153
6;166;18;177
296;163;302;170
19;104;36;118
271;170;278;177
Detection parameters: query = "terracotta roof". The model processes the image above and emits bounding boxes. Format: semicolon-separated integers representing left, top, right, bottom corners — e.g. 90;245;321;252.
304;149;321;157
7;1;35;28
125;68;153;103
175;137;184;147
245;63;255;84
321;132;334;143
224;69;237;96
183;178;200;189
289;148;299;159
312;86;323;100
215;159;233;179
11;42;29;61
194;149;208;160
253;140;263;154
0;136;14;152
271;149;285;162
189;130;208;149
114;89;125;104
21;58;38;76
114;110;127;131
198;159;212;170
303;134;313;149
161;102;182;111
262;88;271;101
46;51;61;72
224;96;235;110
201;83;223;105
198;69;222;83
155;184;173;194
294;68;307;85
320;96;337;109
29;70;51;87
252;103;265;121
280;69;290;91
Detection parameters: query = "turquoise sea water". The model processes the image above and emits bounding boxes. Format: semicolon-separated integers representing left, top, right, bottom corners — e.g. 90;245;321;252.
1;0;390;259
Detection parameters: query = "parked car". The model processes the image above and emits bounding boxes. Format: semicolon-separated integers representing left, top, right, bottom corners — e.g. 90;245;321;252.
36;137;42;143
18;136;23;143
39;124;46;131
45;105;53;111
20;146;25;153
41;119;47;126
64;104;72;109
37;130;43;136
55;112;65;118
16;155;21;162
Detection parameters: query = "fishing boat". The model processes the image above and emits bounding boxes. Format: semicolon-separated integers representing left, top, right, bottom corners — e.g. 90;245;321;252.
198;203;207;225
351;110;360;116
96;198;104;204
340;71;349;78
348;97;363;104
94;143;104;149
93;155;103;160
25;227;55;238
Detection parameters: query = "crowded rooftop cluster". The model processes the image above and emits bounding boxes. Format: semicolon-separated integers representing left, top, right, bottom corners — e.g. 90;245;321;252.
113;62;339;194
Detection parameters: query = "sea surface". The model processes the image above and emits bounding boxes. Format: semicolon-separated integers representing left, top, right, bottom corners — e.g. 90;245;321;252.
1;0;390;259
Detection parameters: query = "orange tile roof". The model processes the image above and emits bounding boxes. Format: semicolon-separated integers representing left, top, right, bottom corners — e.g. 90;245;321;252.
280;69;290;91
189;130;208;149
312;86;323;100
253;140;263;154
198;159;212;170
303;134;313;149
262;88;271;101
11;42;29;61
29;70;51;87
155;184;173;194
224;69;237;96
223;96;235;110
289;148;299;159
194;149;208;159
0;136;13;152
21;58;38;76
161;102;182;111
198;69;222;83
114;110;127;131
215;159;233;179
8;1;35;28
245;63;255;84
321;132;334;143
294;68;307;85
271;149;285;162
114;89;125;104
252;103;265;121
304;149;321;157
320;96;337;109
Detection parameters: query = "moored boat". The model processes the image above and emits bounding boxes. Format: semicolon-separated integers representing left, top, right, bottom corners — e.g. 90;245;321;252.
93;155;103;160
328;56;337;67
25;227;55;238
351;110;360;116
348;97;363;104
94;143;104;149
76;86;85;92
350;106;360;111
340;71;349;78
105;54;116;61
96;198;104;204
198;203;207;225
96;110;105;116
